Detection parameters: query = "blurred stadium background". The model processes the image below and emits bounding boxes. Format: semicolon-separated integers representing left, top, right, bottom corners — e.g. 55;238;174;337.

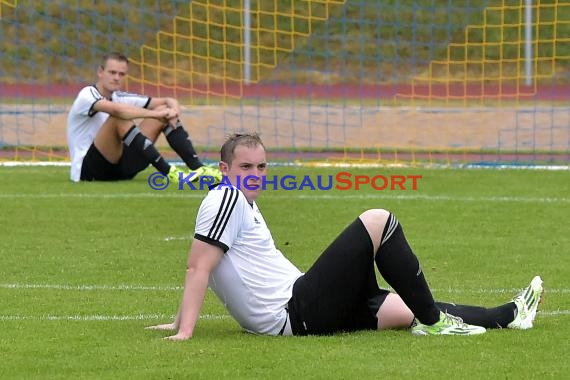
0;0;568;166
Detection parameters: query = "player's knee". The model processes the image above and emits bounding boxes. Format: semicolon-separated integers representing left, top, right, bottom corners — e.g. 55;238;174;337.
107;115;133;129
359;209;390;225
359;209;390;251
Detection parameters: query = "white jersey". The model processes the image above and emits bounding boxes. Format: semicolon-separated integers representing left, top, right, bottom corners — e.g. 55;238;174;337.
66;85;151;181
194;185;303;336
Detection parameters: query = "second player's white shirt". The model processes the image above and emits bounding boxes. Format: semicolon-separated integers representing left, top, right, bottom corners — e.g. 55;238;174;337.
66;85;150;181
194;185;303;336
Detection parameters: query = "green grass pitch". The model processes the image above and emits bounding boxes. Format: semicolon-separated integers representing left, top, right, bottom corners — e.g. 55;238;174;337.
0;165;568;379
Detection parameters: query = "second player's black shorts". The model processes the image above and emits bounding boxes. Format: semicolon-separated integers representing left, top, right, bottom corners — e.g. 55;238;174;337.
80;143;149;181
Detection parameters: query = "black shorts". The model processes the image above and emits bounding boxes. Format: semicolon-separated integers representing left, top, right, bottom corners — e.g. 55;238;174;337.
287;218;390;335
80;143;149;181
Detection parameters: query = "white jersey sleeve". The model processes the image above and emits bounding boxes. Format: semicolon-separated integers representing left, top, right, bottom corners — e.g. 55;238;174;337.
111;91;151;108
194;186;245;251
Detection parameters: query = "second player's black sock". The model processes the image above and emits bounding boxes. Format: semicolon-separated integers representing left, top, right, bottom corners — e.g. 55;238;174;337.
436;301;517;328
123;126;171;175
163;121;203;170
374;213;440;325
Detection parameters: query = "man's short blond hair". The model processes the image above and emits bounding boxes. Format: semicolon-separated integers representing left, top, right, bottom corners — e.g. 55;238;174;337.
220;133;265;165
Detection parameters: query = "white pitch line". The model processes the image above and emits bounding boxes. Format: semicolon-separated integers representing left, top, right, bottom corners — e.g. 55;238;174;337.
163;236;192;242
0;161;70;167
2;160;569;171
0;314;169;321
540;310;570;316
0;283;182;291
1;283;569;294
0;192;203;199
0;311;567;322
431;288;570;295
0;313;229;321
0;192;569;203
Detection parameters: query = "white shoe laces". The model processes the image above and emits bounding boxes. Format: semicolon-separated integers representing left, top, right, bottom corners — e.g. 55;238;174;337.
442;312;468;327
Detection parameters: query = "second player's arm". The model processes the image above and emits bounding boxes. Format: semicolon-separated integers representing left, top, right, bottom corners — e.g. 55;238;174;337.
147;97;181;117
93;98;176;121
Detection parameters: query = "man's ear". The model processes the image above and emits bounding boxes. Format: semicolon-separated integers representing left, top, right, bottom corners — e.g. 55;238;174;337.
219;161;229;175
